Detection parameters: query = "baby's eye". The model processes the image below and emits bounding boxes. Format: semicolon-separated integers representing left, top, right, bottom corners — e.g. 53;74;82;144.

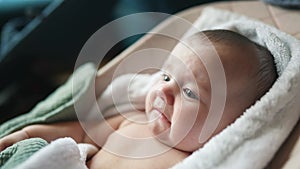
183;88;199;100
162;73;171;82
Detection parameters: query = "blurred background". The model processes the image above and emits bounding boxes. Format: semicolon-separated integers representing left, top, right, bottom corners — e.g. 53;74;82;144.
0;0;283;123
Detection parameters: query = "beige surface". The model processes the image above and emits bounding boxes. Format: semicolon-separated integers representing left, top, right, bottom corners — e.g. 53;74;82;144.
208;1;300;38
96;1;300;169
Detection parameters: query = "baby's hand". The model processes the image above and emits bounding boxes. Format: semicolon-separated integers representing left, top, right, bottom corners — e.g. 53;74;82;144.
0;129;29;151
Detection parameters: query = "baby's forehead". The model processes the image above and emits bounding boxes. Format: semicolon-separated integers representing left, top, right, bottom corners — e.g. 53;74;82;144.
170;39;222;66
165;45;212;82
167;37;258;81
170;41;196;57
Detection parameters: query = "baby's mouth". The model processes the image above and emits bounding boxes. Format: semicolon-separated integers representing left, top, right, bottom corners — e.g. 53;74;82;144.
159;110;171;125
150;97;171;124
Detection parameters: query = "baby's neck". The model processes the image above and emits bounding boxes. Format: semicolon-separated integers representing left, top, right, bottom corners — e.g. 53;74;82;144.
88;119;190;169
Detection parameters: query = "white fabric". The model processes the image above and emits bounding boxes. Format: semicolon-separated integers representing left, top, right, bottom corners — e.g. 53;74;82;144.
171;7;300;169
15;7;300;169
16;138;98;169
95;72;161;117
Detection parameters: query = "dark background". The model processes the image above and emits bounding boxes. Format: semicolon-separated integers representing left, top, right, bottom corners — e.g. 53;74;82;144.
0;0;230;123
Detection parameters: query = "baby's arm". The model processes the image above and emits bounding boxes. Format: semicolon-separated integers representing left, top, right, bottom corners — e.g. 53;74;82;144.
0;114;126;151
0;73;158;151
0;121;84;151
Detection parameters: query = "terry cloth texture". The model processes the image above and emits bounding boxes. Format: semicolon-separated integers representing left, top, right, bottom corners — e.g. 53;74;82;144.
172;7;300;169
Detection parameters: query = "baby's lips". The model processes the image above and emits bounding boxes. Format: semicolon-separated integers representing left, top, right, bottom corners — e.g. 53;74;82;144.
146;97;167;123
147;109;161;122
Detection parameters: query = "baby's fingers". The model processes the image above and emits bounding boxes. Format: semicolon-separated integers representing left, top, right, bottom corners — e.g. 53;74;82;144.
0;130;29;151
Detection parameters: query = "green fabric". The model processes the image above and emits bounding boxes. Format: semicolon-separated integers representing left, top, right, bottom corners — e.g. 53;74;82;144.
0;63;96;138
0;138;48;169
0;63;96;168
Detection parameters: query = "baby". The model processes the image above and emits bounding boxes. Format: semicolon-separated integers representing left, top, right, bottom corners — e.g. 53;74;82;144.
0;30;277;169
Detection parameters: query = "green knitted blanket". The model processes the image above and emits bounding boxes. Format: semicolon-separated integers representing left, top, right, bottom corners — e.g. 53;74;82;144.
0;63;96;169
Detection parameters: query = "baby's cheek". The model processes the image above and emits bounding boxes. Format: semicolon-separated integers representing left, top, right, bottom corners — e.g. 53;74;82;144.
174;109;203;136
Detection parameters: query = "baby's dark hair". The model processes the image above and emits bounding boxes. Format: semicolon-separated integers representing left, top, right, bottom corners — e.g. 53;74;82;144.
199;29;278;99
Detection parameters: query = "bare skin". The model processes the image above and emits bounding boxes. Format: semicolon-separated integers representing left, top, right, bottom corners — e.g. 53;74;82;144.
0;33;262;169
86;113;189;169
0;112;189;169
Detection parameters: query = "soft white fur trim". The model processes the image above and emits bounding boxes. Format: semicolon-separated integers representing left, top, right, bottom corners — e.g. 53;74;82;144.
172;7;300;169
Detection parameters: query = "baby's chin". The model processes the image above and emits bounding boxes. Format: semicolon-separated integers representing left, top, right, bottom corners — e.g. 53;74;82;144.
146;109;171;132
150;129;175;148
165;138;203;153
146;113;202;152
147;121;170;138
147;126;182;150
150;129;204;153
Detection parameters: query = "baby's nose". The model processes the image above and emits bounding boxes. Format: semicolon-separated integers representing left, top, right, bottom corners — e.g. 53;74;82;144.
157;86;175;106
153;96;166;110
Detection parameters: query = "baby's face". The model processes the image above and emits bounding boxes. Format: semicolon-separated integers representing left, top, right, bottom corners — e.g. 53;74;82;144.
145;39;259;152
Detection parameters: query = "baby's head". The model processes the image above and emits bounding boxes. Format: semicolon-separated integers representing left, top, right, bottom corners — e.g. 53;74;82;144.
145;29;277;152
